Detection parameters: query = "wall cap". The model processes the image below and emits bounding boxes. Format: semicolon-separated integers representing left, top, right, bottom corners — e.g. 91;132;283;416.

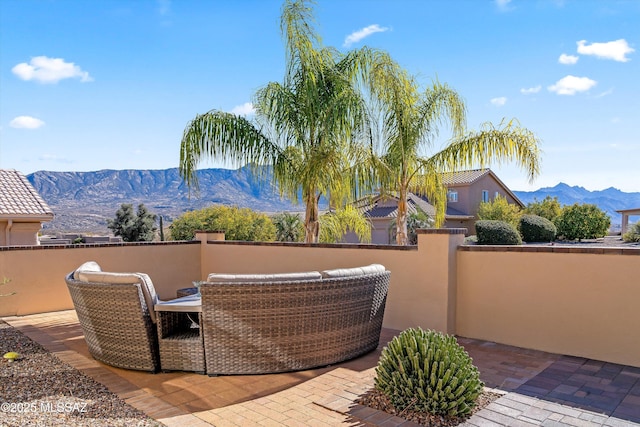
417;228;468;235
459;244;640;255
206;240;417;251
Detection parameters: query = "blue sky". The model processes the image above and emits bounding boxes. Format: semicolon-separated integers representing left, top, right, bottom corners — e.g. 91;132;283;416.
1;0;638;192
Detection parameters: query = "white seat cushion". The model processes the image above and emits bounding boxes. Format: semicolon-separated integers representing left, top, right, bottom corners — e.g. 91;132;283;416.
207;271;322;283
320;264;386;279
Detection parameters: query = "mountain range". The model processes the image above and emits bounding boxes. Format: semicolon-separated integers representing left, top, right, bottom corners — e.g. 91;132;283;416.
27;167;638;234
513;183;640;226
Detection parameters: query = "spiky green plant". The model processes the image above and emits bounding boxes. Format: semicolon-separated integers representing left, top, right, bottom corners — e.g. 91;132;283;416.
375;328;483;417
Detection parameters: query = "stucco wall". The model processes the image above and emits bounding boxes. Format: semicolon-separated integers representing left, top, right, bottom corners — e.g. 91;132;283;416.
0;242;201;316
0;221;42;246
456;246;640;367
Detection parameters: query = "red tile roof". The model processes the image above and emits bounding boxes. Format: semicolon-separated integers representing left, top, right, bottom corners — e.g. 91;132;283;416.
0;169;54;218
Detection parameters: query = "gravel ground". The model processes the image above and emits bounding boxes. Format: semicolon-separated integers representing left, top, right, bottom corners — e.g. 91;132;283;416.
357;387;503;427
0;321;163;427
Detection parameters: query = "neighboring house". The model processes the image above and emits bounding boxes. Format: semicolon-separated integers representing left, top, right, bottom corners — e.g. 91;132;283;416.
348;169;524;244
616;208;640;235
0;169;54;246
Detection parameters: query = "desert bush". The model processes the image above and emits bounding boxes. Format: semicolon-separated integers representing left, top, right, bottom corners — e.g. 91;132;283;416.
622;222;640;243
475;220;522;245
554;203;610;241
477;195;521;228
169;205;276;241
375;328;484;417
519;214;557;242
524;196;562;222
107;203;157;242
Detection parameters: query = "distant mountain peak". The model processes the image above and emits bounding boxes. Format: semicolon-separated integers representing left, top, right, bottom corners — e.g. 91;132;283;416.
514;183;640;225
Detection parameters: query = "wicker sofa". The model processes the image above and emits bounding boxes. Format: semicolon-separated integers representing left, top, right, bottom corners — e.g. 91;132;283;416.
65;261;161;372
200;264;390;375
66;262;390;376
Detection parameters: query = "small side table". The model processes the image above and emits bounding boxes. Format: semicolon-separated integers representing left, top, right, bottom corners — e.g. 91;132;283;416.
176;287;198;298
154;296;205;373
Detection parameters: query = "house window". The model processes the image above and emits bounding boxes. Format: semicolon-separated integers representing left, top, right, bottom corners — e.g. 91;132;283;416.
482;190;489;203
448;190;458;203
495;191;500;199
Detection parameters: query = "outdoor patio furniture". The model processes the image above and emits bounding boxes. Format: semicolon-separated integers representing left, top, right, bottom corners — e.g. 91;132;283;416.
65;261;161;372
154;294;205;373
200;265;390;375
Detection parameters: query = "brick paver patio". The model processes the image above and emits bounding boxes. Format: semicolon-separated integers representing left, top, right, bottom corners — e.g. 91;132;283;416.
3;310;640;426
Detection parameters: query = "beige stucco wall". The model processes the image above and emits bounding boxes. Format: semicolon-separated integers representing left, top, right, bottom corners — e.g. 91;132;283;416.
0;221;42;246
456;247;640;368
0;242;201;317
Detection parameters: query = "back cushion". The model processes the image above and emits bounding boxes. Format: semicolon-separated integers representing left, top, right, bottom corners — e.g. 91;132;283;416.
73;261;102;280
76;271;157;323
321;264;386;279
207;271;322;283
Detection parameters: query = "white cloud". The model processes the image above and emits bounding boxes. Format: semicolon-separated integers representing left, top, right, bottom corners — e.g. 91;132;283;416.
595;88;614;98
490;97;507;106
231;102;255;116
576;39;635;62
520;85;541;95
343;24;389;47
10;116;45;129
558;53;579;65
495;0;513;11
12;56;93;84
547;75;596;95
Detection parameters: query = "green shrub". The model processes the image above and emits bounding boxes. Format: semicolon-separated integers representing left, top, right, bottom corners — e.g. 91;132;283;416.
477;195;522;228
524;196;562;222
554;203;610;241
475;220;522;245
519;214;556;242
375;328;484;417
623;222;640;243
169;205;276;241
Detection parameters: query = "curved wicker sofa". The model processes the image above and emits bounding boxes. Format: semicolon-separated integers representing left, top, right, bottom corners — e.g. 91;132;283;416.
65;262;160;372
200;265;390;375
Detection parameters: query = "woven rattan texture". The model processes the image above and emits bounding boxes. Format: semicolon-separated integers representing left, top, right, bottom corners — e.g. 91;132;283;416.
200;271;390;375
156;311;205;373
65;273;160;372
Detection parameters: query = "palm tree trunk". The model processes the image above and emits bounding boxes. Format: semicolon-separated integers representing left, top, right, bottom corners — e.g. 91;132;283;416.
304;193;320;243
396;186;409;245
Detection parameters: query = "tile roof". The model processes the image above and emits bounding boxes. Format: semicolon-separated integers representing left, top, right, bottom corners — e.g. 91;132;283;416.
0;169;54;218
441;169;490;186
356;193;437;219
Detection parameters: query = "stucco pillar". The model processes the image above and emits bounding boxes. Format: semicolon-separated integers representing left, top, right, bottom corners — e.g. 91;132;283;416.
195;231;225;243
415;228;466;335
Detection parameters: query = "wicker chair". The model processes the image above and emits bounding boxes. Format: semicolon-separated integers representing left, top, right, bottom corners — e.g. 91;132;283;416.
65;262;161;372
200;266;390;375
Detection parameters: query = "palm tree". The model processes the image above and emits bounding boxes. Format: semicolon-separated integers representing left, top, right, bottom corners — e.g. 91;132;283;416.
370;71;541;245
179;0;395;243
319;206;371;243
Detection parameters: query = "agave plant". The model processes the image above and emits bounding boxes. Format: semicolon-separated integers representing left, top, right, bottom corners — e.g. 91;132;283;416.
375;327;483;417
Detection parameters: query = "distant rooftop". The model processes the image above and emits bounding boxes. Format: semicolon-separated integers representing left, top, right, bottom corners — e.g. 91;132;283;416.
0;169;54;218
441;169;491;186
